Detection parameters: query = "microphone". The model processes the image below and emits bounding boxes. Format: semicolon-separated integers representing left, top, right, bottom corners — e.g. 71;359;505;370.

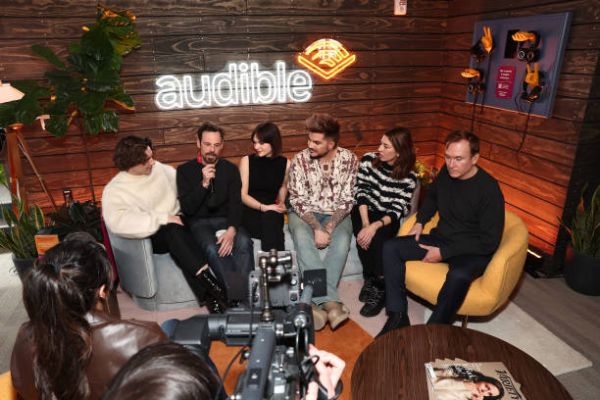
204;157;218;194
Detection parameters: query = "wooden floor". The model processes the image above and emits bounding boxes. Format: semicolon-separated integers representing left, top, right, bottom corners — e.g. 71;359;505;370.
512;275;600;400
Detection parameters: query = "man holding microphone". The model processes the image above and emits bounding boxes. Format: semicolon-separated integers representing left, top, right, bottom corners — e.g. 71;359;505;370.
177;122;254;306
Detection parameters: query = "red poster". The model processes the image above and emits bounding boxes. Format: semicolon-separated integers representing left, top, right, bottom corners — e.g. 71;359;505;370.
495;66;516;99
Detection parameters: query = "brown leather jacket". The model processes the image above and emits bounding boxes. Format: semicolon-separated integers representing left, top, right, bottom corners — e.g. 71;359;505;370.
10;310;168;399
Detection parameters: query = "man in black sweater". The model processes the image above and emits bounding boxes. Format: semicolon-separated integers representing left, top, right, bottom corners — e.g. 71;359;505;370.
177;122;253;304
378;131;505;336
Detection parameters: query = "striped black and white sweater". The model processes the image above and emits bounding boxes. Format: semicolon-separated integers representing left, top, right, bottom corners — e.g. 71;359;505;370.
355;152;418;223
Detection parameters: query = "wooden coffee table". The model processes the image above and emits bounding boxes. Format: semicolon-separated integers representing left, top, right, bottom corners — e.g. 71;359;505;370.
351;325;572;399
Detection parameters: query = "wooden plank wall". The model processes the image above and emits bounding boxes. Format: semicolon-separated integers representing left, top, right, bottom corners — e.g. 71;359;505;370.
0;0;447;208
1;0;597;265
440;0;600;262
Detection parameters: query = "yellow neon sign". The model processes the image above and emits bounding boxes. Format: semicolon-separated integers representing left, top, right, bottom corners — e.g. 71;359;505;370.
297;39;357;80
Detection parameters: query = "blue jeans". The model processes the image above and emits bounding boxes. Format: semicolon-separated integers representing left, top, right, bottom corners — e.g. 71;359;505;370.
288;212;352;305
188;217;254;303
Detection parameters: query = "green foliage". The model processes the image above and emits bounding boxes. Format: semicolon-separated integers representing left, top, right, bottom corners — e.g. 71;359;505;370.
564;185;600;258
0;81;50;127
0;5;140;136
49;201;103;242
0;166;46;259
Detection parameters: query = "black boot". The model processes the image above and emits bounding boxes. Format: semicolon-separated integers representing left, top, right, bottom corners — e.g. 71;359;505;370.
376;312;410;338
206;296;226;314
360;283;385;317
197;268;227;304
359;277;377;302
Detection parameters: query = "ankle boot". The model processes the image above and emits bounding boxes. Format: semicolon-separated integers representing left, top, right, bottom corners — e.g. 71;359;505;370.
311;304;328;331
360;284;385;317
197;268;227;304
322;301;350;330
206;296;226;314
376;312;410;338
359;277;377;302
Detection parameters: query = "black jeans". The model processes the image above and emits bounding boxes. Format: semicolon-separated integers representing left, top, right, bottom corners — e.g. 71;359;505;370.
151;223;209;302
382;233;491;324
242;207;285;251
351;206;400;279
188;217;254;303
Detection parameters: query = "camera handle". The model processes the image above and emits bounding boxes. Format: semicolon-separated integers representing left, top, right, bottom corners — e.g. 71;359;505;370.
238;326;276;400
258;256;275;322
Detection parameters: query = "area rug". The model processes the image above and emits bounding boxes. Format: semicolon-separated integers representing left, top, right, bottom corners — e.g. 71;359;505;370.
209;319;371;400
339;279;592;376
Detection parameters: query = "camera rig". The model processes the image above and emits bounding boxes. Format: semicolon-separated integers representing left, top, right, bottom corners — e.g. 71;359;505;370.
172;250;321;400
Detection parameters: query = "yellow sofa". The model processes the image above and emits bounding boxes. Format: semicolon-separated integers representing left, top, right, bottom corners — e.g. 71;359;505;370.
399;210;528;321
0;371;16;400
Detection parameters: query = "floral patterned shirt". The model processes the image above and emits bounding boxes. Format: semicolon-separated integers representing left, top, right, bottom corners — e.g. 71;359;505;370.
288;147;358;216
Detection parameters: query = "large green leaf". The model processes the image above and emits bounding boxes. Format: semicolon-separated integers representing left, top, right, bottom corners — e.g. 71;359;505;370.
46;114;69;137
31;44;66;69
13;96;43;125
109;89;135;110
81;27;113;64
87;68;120;92
45;69;75;88
0;102;18;126
101;110;119;132
77;91;107;114
83;113;103;134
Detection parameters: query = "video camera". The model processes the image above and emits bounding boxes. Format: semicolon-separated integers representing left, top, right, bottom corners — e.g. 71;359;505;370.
172;250;324;400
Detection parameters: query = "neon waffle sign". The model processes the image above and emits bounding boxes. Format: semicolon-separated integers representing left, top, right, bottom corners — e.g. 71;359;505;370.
154;61;312;110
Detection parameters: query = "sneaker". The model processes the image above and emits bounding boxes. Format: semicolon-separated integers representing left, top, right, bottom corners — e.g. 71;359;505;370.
376;312;410;338
359;278;377;302
359;286;385;317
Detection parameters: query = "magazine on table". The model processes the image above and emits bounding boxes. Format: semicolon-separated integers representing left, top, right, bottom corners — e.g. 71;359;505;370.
424;358;526;400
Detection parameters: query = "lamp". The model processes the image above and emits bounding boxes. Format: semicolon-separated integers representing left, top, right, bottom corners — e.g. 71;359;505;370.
0;80;57;210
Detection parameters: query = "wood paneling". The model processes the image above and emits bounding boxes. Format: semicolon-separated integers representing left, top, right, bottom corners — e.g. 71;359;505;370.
2;0;599;269
2;0;448;213
440;0;600;269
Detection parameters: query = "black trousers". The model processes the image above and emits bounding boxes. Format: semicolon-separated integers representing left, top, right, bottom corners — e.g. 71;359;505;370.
189;217;254;303
382;234;491;324
151;223;209;302
350;206;400;279
242;207;285;251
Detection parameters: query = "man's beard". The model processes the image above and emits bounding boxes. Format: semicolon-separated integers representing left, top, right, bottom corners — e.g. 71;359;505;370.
203;152;218;164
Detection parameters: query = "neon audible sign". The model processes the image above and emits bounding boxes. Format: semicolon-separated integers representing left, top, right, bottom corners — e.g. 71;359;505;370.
297;38;356;80
155;61;312;110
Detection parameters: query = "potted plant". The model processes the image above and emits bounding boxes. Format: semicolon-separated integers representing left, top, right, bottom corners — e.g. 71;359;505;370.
0;166;46;280
563;184;600;296
49;200;103;242
0;5;140;202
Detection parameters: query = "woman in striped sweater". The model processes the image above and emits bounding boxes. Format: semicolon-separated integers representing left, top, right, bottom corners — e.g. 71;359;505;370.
352;127;418;317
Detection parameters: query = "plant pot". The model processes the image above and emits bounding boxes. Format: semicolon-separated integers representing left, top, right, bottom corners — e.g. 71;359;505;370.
12;256;35;282
564;248;600;296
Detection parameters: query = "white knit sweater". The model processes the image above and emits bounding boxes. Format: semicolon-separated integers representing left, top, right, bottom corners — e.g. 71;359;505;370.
102;161;180;238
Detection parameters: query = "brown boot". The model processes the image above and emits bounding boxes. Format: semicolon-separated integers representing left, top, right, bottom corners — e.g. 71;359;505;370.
311;304;328;331
322;301;350;330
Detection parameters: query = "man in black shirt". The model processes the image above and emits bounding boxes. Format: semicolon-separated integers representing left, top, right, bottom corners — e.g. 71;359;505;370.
378;131;505;336
177;122;253;304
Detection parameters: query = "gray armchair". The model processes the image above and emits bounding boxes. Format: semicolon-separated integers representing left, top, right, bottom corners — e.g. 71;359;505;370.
107;229;199;311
